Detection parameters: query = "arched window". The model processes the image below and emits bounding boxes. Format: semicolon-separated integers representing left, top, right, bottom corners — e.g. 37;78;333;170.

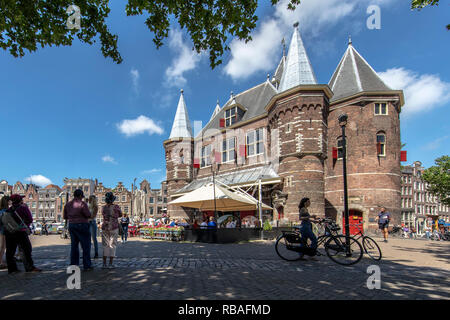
376;132;386;157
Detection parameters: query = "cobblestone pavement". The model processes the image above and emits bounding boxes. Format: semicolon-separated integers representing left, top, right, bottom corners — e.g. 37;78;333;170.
0;235;449;300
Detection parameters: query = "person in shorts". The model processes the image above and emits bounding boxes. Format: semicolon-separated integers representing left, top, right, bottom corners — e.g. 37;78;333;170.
377;207;391;243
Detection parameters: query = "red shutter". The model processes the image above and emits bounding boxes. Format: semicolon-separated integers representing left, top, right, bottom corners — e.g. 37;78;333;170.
215;151;221;163
400;150;407;162
219;118;225;127
239;145;246;157
332;147;338;160
193;158;200;168
377;142;381;155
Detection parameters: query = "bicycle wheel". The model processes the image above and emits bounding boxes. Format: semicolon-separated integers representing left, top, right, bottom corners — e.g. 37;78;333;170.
275;235;303;261
362;236;382;261
316;235;328;257
325;235;363;266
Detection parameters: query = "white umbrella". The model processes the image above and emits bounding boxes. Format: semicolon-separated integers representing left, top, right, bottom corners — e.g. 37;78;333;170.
169;183;272;212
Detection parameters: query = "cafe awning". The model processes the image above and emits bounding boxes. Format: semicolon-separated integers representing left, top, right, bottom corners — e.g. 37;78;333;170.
169;183;272;212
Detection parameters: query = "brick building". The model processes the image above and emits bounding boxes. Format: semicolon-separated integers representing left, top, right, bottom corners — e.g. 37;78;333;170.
63;178;96;200
0;180;9;198
401;161;449;233
36;184;62;222
164;24;405;232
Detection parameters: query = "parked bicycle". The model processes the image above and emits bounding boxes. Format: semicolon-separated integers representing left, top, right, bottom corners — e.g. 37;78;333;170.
275;218;363;266
348;222;382;261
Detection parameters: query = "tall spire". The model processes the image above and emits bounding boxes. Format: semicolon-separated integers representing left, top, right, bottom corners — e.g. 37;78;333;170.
169;89;192;139
278;22;317;92
329;39;391;102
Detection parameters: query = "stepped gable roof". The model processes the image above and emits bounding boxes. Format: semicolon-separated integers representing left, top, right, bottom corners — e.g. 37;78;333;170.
196;80;277;138
329;40;392;102
169;89;193;139
278;22;317;92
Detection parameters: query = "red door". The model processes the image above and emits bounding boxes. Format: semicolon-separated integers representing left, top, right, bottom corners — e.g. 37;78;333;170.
342;210;363;235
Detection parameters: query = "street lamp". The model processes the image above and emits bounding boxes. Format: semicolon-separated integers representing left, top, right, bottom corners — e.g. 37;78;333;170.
338;114;351;254
131;177;136;222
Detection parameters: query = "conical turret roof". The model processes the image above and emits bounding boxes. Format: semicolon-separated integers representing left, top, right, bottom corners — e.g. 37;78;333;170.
279;22;317;92
169;89;192;139
329;39;391;102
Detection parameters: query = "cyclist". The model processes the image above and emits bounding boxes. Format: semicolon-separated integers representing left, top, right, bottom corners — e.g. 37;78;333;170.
298;197;320;261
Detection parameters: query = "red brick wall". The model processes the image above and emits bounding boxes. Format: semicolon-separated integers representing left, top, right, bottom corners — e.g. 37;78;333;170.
325;96;402;230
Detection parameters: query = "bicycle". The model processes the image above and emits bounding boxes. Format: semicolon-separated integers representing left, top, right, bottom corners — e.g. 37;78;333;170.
275;218;363;266
349;222;382;261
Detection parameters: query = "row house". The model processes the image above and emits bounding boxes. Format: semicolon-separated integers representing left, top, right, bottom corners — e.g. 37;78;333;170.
401;161;449;233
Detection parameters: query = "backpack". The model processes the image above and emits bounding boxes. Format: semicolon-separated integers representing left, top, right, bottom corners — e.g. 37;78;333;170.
1;209;30;234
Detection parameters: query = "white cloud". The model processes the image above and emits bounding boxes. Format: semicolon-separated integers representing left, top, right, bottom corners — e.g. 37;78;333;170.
102;155;117;164
423;136;449;151
130;68;140;94
165;29;203;87
24;175;52;187
378;68;450;116
224;19;283;80
117;115;164;137
224;0;395;81
141;168;162;174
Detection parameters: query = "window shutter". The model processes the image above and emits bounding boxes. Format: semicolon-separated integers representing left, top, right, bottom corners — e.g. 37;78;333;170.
219;118;225;127
332;147;338;160
193;158;200;168
214;151;221;163
239;144;246;157
400;150;407;162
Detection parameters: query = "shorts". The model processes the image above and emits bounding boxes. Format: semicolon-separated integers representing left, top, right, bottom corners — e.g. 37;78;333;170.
379;222;389;230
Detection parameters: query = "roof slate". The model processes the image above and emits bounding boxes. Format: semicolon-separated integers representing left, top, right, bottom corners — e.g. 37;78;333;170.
329;43;391;102
169;91;193;139
278;26;317;92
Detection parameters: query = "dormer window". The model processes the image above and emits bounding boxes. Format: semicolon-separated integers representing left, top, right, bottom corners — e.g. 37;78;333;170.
225;107;237;127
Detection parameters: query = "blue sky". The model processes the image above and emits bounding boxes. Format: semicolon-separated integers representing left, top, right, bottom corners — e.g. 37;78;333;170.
1;0;449;189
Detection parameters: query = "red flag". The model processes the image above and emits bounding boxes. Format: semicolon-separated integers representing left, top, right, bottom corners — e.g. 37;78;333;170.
332;147;338;160
400;150;407;162
219;118;225;127
193;158;200;168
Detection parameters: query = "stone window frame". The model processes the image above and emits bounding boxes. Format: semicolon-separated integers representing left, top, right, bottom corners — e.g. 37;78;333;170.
246;128;265;157
336;136;346;160
222;137;236;163
376;131;386;157
200;144;212;168
374;102;388;115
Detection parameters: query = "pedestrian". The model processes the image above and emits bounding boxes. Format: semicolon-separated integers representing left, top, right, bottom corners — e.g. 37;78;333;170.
207;216;217;243
63;189;93;271
42;220;48;236
424;225;431;239
101;192;122;269
411;226;417;239
120;213;130;243
2;194;41;274
88;195;99;259
376;207;391;243
298;197;319;261
0;196;11;269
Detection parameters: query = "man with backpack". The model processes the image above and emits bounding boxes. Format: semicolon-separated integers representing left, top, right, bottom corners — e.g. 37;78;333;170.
2;194;41;274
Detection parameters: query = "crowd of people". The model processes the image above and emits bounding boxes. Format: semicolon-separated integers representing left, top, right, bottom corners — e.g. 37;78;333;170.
0;189;131;273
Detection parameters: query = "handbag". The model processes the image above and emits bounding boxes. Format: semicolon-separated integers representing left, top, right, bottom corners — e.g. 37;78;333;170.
1;209;31;235
118;223;124;236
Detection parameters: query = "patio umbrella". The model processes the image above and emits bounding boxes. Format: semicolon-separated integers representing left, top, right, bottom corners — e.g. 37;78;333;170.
169;183;272;212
